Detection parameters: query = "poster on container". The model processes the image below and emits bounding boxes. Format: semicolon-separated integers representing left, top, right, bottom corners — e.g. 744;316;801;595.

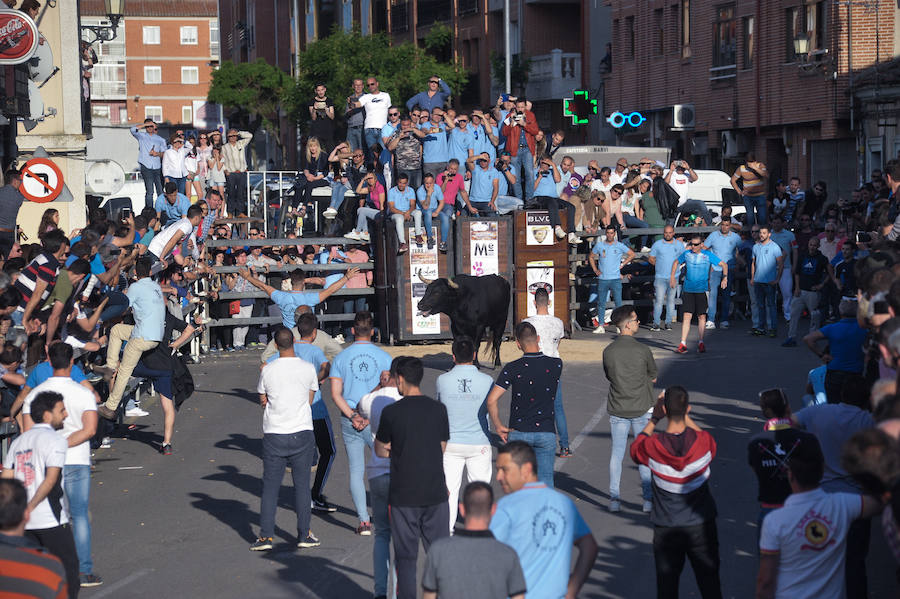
526;211;554;246
409;227;441;334
469;220;498;276
526;260;555;317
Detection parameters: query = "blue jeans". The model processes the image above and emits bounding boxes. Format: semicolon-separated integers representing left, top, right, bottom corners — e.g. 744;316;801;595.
364;128;382;162
554;384;569;449
510;148;535;201
99;290;130;322
260;430;315;539
64;464;93;574
347;126;364;152
469;201;498;216
753;283;778;330
356;206;381;234
369;473;391;597
423;204;454;242
653;277;677;325
708;267;733;323
623;214;650;248
341;416;374;522
495;194;523;214
139;165;163;210
167;176;186;195
743;195;767;227
329;180;352;210
609;413;652;501
596;278;623;316
508;430;556;488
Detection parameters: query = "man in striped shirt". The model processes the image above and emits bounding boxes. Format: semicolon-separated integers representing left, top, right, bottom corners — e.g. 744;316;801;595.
15;229;68;334
630;385;722;599
0;478;67;599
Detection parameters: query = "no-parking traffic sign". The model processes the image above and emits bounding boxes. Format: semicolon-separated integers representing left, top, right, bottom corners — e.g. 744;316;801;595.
21;157;64;203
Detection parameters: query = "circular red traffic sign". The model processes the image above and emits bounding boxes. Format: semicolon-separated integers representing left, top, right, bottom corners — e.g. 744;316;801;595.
21;157;63;203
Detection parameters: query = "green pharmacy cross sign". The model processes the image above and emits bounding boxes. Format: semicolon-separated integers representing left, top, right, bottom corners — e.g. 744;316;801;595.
563;90;598;126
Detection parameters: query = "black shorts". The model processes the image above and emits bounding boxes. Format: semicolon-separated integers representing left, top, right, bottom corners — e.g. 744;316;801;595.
681;292;708;315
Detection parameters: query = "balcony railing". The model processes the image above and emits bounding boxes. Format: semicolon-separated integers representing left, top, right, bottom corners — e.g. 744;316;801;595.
90;80;127;100
523;49;581;102
709;64;736;81
210;41;220;59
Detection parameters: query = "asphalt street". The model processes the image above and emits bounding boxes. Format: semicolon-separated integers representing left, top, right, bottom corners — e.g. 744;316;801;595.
83;320;894;598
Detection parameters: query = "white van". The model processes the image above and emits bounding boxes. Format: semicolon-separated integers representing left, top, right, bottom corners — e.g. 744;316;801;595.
683;169;744;221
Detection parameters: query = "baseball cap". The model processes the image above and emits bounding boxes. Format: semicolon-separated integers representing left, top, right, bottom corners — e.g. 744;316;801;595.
501;93;510;102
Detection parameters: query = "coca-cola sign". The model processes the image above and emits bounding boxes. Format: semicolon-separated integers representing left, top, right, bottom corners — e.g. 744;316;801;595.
0;10;37;65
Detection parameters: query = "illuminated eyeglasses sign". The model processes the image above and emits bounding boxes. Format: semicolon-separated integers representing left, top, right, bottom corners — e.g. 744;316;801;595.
606;111;646;129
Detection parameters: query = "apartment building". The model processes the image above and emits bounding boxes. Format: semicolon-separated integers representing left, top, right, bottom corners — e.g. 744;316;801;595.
81;0;219;127
604;0;899;196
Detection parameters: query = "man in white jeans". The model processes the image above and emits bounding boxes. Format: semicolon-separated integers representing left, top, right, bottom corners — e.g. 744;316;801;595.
436;336;494;533
387;173;422;254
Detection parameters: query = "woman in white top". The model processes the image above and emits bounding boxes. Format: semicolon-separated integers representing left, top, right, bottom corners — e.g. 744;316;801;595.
162;134;192;195
191;132;213;200
207;145;226;204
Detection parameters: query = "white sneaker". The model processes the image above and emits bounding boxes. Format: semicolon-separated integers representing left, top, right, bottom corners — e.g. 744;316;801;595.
568;232;580;245
642;500;653;513
640;246;652;253
323;207;338;219
344;230;361;240
333;334;346;344
554;225;566;239
125;408;149;417
592;325;605;335
359;231;370;242
705;321;716;329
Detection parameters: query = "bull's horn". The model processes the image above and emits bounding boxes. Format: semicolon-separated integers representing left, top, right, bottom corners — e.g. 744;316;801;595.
418;270;435;285
447;278;459;289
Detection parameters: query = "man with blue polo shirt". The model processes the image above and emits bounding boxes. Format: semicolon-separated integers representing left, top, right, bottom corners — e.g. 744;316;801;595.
803;298;868;404
770;215;798;322
153;182;190;225
329;311;392;537
436;336;494;532
752;225;784;337
416;174;447;250
237;267;358;329
466;152;502;216
131;118;166;209
490;441;598;599
704;217;741;329
448;115;475;170
671;233;727;354
264;312;336;512
420;108;452;176
406;76;451;112
388;174;422;254
471;111;499;162
532;157;577;244
648;225;685;331
589;225;635;334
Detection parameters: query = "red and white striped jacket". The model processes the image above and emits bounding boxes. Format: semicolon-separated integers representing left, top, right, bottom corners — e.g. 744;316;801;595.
630;428;717;495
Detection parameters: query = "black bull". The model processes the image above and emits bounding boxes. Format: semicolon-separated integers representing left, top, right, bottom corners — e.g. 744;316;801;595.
415;272;510;367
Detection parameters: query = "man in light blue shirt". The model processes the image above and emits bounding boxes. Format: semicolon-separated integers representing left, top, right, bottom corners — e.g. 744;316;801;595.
648;225;685;330
406;76;452;112
704;217;742;328
448;116;475;170
752;225;784;336
419;108;451;175
416;174;449;250
436;336;494;532
154;182;190;225
329;311;393;535
466;153;502;215
388;174;422;253
589;225;635;333
672;234;726;354
131;118;166;209
471;111;498;161
490;441;597;599
97;258;166;420
770;215;798;321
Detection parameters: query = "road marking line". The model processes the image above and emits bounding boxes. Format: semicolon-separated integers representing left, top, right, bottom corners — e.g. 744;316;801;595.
555;399;607;470
93;568;153;597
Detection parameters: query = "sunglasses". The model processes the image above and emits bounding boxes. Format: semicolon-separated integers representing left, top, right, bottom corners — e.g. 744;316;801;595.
458;119;468;123
200;136;207;139
429;80;439;84
367;82;377;87
389;112;399;116
228;134;237;138
352;153;363;158
689;242;701;247
610;190;621;195
640;161;652;165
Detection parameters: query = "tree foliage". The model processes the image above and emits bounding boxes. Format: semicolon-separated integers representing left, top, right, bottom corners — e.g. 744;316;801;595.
490;52;531;96
286;29;468;128
207;59;292;156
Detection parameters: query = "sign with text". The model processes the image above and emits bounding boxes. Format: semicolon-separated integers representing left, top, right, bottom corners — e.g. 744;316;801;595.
525;211;554;246
526;260;555;316
408;228;441;335
0;10;37;65
468;221;498;276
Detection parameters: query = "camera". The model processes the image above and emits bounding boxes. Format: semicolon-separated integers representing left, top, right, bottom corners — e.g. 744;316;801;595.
121;207;132;219
856;231;871;243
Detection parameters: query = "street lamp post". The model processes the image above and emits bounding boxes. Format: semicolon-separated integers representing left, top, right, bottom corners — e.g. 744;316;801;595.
81;0;125;44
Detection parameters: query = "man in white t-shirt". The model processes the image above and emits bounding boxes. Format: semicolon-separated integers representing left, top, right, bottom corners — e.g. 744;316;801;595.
146;204;203;269
22;342;100;588
251;328;320;552
756;434;882;599
359;76;392;162
2;390;79;597
665;159;713;225
356;357;403;599
524;288;570;457
608;157;629;186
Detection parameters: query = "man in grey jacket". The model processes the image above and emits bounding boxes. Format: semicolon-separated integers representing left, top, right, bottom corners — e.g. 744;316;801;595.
602;305;658;513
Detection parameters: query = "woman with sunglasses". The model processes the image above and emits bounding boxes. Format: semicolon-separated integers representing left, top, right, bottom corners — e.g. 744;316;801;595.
162;134;192;195
291;137;331;231
191;132;212;200
324;142;368;229
346;172;385;242
207;145;226;203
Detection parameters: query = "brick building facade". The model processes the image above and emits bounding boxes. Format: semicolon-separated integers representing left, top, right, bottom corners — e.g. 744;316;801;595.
604;0;899;198
82;0;219;127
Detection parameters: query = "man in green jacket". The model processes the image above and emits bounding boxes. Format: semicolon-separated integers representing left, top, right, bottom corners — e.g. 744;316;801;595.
602;305;658;514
